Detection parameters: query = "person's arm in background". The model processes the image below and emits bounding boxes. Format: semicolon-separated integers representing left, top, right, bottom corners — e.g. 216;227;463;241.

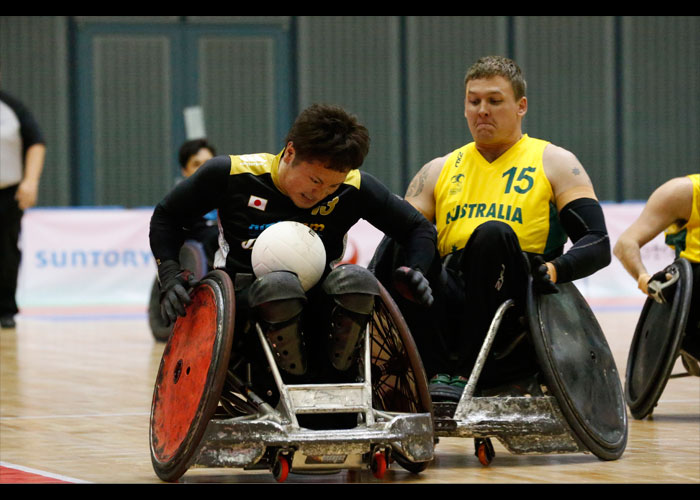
613;176;693;294
15;143;46;210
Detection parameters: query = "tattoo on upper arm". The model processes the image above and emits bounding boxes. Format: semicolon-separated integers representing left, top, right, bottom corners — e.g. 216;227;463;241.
572;167;581;176
405;164;430;197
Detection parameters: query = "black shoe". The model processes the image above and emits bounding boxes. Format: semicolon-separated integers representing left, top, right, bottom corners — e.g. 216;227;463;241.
0;316;16;329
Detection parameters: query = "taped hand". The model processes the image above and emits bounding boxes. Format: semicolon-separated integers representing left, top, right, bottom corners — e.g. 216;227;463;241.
530;255;559;295
393;266;434;307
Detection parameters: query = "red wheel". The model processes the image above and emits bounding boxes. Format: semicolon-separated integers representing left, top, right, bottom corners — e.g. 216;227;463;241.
273;456;290;483
149;270;235;482
475;438;494;466
371;452;387;479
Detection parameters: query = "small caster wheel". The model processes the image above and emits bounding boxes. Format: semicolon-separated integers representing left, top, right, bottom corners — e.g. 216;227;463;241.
273;455;290;482
371;451;387;479
475;437;495;466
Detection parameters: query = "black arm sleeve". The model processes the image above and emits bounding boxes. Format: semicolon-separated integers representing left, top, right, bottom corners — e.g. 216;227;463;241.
149;156;229;265
359;174;437;274
551;197;611;283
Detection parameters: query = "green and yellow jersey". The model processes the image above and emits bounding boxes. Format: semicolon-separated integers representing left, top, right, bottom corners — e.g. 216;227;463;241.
434;134;567;258
665;173;700;263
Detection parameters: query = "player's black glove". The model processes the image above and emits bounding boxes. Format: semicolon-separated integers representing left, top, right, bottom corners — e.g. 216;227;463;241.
393;266;434;307
158;260;197;326
647;268;678;304
529;255;559;295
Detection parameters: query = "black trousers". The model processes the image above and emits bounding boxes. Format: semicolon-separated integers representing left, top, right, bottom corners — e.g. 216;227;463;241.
0;185;22;318
681;262;700;359
372;220;539;389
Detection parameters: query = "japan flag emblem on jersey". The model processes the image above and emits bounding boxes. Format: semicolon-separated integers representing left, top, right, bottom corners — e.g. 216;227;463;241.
248;195;268;211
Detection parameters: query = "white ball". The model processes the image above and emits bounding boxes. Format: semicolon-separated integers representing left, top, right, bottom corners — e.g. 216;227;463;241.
251;221;327;291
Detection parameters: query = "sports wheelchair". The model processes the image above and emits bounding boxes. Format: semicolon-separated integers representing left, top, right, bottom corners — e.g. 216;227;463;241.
369;237;628;466
148;269;434;482
625;257;699;420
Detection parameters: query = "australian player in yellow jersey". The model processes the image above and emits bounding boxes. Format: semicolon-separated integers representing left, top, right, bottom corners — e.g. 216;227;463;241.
614;174;700;361
378;55;611;400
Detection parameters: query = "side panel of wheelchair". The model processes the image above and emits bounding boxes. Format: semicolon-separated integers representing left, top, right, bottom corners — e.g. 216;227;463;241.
149;270;434;482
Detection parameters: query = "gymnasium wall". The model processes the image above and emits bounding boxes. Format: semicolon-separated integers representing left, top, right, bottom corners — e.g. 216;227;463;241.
1;16;699;206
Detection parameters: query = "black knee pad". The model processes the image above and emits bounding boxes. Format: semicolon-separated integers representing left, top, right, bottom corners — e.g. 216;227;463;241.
248;271;308;375
322;264;379;313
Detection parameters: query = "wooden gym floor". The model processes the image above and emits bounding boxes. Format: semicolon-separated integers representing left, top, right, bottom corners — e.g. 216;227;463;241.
0;307;698;484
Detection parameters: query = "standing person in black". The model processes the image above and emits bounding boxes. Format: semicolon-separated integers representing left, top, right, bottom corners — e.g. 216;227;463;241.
0;88;46;329
149;104;436;401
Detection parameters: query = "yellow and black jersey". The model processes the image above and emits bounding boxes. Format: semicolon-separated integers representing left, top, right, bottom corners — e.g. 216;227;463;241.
150;150;436;277
665;173;700;263
433;134;567;258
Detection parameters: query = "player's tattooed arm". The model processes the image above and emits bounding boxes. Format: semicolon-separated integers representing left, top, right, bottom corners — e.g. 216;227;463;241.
405;163;431;197
403;155;447;222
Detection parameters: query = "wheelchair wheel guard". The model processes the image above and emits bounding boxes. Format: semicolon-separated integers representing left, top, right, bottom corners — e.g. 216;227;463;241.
625;257;693;420
149;269;235;482
527;279;628;460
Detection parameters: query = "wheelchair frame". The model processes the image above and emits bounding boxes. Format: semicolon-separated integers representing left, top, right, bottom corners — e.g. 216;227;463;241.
150;274;434;482
432;299;586;464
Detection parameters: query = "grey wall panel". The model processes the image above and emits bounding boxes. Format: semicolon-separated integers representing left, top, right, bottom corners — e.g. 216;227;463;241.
197;36;277;155
92;35;172;207
0;16;71;206
622;16;700;200
297;16;403;194
405;16;507;192
514;16;617;201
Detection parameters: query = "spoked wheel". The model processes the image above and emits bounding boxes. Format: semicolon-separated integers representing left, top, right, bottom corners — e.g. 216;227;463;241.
369;282;432;473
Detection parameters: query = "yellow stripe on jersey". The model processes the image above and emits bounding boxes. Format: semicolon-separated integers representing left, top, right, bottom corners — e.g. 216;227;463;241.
434;134;565;257
665;173;700;263
229;150;361;191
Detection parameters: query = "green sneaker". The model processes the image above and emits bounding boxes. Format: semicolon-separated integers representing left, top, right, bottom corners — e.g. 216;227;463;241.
429;373;464;403
450;375;469;388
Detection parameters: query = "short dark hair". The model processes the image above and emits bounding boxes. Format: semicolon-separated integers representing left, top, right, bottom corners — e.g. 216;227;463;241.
284;104;370;172
178;138;216;168
465;55;527;101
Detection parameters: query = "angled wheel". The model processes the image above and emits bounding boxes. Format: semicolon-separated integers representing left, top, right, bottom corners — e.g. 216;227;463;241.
272;456;290;483
475;438;495;466
369;282;432;473
527;279;628;461
625;258;693;419
149;270;235;482
149;240;210;342
371;452;387;479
